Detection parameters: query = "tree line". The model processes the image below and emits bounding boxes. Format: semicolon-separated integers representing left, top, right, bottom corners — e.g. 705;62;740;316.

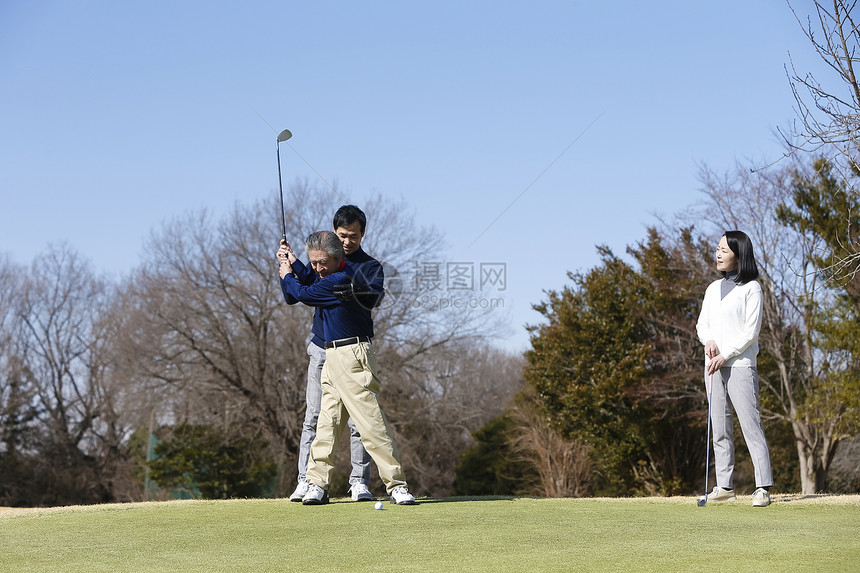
0;183;524;506
2;159;858;506
456;155;860;497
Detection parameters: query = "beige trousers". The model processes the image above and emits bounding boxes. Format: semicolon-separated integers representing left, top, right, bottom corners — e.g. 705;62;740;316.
306;341;407;494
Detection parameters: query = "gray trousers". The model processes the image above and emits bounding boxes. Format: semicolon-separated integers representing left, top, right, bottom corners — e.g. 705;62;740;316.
709;366;773;489
297;341;371;486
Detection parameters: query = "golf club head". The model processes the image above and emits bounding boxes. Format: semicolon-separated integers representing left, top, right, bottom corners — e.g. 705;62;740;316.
277;129;293;142
696;497;707;507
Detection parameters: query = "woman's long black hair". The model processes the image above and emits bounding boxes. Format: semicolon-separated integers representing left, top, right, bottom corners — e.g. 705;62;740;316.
723;230;759;283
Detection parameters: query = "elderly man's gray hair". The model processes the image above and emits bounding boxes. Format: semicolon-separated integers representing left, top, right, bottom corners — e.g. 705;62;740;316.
305;230;345;261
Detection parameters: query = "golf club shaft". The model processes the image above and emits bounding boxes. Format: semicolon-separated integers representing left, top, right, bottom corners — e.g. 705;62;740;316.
704;373;713;500
276;140;287;242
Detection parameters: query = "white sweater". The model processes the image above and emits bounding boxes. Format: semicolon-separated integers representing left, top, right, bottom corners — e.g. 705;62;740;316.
696;278;763;368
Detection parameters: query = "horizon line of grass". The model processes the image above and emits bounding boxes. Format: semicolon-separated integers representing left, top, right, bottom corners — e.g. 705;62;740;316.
2;495;858;572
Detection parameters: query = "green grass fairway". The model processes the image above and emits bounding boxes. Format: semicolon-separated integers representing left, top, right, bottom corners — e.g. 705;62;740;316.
1;494;858;572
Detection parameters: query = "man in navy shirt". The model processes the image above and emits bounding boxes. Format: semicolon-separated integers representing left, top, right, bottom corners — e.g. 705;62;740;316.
278;230;415;506
279;205;381;503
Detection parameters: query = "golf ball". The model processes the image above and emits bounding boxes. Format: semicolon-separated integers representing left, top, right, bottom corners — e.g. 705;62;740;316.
374;502;383;510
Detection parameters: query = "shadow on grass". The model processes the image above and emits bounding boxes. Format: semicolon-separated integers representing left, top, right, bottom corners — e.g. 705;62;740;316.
321;495;516;506
774;493;844;503
412;496;517;504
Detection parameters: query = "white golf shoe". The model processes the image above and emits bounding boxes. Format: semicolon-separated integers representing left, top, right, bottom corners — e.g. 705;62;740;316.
350;483;374;502
390;486;416;505
752;488;771;507
698;485;737;503
302;483;329;505
289;481;309;502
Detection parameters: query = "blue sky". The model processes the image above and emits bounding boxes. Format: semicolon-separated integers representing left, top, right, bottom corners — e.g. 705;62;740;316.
1;1;820;350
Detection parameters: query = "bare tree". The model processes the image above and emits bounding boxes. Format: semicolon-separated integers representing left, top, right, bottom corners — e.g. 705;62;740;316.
377;342;525;496
10;245;129;504
355;193;504;358
508;386;594;498
118;196;310;483
0;255;41;505
785;0;860;280
787;1;860;167
119;183;509;496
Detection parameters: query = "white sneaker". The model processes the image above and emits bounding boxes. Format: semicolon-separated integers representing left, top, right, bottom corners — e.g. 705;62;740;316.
302;483;329;505
350;483;374;502
389;486;416;505
752;488;771;507
697;485;737;504
289;481;309;502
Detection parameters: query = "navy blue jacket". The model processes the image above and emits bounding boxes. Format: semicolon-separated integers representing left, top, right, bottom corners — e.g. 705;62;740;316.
281;247;384;346
342;248;385;310
280;262;375;342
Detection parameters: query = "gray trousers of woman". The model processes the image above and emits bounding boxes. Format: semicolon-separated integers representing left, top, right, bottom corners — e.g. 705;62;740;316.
709;366;773;489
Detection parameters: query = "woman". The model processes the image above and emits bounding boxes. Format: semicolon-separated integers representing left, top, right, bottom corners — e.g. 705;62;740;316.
696;230;773;507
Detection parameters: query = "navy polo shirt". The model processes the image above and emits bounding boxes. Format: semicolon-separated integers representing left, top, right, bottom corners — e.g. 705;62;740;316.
281;247;384;346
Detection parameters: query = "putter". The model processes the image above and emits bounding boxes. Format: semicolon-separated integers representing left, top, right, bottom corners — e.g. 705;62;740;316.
697;373;714;507
275;129;293;242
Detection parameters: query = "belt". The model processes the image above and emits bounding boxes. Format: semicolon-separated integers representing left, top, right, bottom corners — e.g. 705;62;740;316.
324;336;371;349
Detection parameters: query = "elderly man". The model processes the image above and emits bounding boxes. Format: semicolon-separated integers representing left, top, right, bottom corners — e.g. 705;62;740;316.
278;230;415;505
280;205;379;503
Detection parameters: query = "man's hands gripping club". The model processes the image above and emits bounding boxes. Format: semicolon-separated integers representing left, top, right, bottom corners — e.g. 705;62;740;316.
277;239;296;279
276;238;360;302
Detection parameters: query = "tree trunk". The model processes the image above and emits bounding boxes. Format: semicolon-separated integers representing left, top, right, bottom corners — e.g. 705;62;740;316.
792;420;840;494
794;428;818;494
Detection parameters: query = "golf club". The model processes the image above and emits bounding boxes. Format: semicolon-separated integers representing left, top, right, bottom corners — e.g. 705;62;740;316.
276;129;293;242
697;373;714;507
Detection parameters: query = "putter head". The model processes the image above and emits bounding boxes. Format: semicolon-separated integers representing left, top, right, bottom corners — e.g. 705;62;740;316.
696;497;707;507
277;129;292;142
